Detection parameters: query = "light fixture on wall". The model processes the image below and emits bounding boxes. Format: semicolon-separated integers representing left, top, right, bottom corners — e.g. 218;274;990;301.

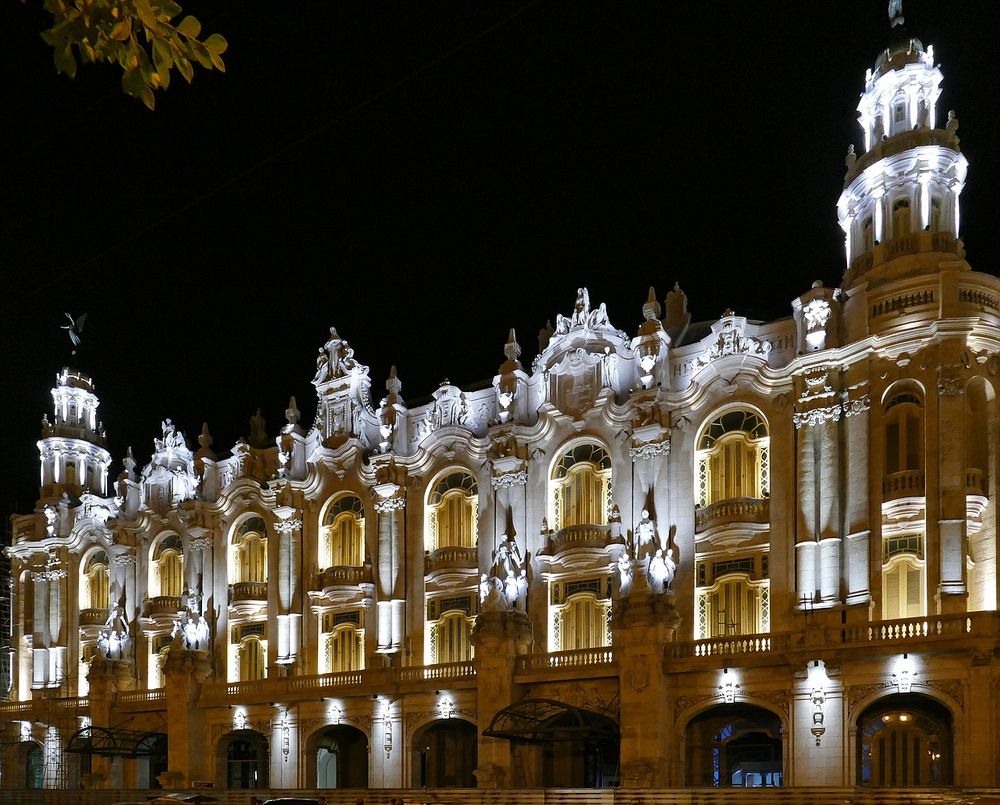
720;668;737;704
383;712;393;759
808;659;827;747
892;652;915;693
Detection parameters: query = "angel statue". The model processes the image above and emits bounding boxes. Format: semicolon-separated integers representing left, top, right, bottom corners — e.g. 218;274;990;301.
61;312;87;355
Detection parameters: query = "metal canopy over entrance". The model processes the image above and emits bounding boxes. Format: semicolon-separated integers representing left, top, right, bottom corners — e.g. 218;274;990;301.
483;698;619;743
66;726;167;757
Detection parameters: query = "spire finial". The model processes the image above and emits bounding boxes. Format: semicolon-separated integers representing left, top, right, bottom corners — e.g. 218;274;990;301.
888;0;904;28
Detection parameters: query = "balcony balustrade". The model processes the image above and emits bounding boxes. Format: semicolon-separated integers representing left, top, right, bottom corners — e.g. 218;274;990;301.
882;469;925;500
314;564;373;590
544;524;618;556
424;546;478;576
695;498;769;533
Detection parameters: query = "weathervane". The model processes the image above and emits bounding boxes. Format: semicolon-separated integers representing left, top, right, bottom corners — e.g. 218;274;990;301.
61;312;87;355
888;0;904;28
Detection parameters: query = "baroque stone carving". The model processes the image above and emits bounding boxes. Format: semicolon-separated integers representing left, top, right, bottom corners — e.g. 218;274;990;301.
693;315;771;371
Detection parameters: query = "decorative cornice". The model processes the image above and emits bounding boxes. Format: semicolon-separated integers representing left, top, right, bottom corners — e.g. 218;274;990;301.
373;496;406;514
491;471;527;489
794;394;870;429
629;440;670;462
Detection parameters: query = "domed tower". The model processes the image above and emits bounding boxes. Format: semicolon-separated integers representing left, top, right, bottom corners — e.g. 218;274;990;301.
37;367;112;503
838;1;967;289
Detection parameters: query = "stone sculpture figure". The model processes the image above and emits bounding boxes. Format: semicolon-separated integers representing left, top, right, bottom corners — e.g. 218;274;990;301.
634;509;658;561
647;548;671;594
617;552;633;596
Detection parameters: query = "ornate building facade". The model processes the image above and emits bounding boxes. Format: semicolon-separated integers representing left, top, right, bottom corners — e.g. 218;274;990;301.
3;6;999;795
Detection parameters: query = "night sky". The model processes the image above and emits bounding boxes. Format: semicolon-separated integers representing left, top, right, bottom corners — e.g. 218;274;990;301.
1;1;998;520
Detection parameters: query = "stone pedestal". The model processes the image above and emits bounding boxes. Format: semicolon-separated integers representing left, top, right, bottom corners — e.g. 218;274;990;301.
612;583;679;788
471;608;532;788
162;641;213;788
84;654;115;788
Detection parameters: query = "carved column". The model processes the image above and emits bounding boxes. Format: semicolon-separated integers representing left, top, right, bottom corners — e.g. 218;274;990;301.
794;417;818;605
161;639;213;788
613;584;679;787
274;508;303;668
937;362;968;611
843;390;871;606
372;479;406;656
471;610;532;788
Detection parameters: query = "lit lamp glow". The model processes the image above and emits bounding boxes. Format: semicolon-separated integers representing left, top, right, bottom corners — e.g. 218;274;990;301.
892;653;915;693
808;659;827;746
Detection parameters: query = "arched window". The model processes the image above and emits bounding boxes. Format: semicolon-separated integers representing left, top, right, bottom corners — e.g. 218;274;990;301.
884;391;923;474
930;196;942;232
230;517;268;584
892;197;911;239
696;561;770;640
427;472;478;551
863;215;875;252
150;535;183;597
325;625;364;673
321;496;365;568
882;554;925;620
433;611;473;664
548;577;611;652
226;736;267;789
696;409;769;507
25;743;43;789
238;636;266;681
550;443;612;530
81;550;109;611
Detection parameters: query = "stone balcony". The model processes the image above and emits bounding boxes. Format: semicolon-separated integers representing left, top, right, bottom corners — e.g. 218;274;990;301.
229;581;268;615
882;469;925;501
695;498;769;534
314;564;374;591
79;608;109;627
424;546;478;576
846;230;964;286
666;611;1000;671
543;524;621;557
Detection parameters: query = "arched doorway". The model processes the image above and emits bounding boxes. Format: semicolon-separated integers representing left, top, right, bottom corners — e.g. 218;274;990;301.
308;725;368;789
484;699;619;788
216;730;269;789
857;694;953;786
410;719;477;788
25;743;43;789
685;704;783;787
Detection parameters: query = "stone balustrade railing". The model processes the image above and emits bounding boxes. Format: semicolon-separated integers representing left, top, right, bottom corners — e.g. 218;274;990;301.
116;690;166;707
517;647;615;672
141;595;183;618
544;524;617;556
882;469;925;499
314;565;373;590
424;546;479;575
230;581;268;602
844;126;959;185
398;661;476;682
695;498;769;532
79;608;110;627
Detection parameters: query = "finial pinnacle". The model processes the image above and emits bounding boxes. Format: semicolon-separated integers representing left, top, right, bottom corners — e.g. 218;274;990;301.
888;0;904;28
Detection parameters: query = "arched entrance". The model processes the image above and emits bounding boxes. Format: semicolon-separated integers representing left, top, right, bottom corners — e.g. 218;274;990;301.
410;719;477;788
484;699;619;788
25;743;43;789
216;730;269;789
307;724;368;789
685;704;783;787
857;694;953;786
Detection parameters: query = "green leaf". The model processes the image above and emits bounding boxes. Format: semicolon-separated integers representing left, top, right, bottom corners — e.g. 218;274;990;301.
53;41;77;78
121;65;145;98
175;15;201;39
175;53;193;83
204;33;228;55
152;37;173;73
188;40;212;69
109;18;132;42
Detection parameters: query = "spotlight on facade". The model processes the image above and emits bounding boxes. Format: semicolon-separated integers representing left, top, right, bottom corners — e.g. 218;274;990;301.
893;652;915;693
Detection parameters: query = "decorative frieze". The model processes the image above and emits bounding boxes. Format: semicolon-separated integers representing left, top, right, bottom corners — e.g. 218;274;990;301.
793;394;869;429
373;496;406;514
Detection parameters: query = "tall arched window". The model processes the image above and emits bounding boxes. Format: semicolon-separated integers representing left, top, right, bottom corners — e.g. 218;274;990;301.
930;196;942;232
863;216;875;252
550;443;612;530
433;611;473;664
326;626;364;672
230;517;268;584
238;636;266;681
151;535;183;597
427;472;478;551
882;553;925;620
696;410;769;507
548;577;611;651
695;557;770;639
884;391;923;474
81;550;109;611
321;496;365;568
892;197;912;239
